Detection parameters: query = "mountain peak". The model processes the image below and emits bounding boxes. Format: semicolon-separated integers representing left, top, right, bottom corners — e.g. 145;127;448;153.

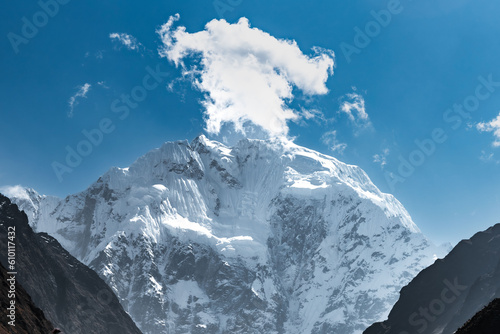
6;137;445;334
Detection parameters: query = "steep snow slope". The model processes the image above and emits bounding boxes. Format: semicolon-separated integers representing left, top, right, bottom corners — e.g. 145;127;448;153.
5;136;445;334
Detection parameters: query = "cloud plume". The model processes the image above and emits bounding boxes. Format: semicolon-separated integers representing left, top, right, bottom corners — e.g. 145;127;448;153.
321;130;347;155
68;83;91;117
477;112;500;147
339;91;370;127
109;32;143;51
157;15;335;137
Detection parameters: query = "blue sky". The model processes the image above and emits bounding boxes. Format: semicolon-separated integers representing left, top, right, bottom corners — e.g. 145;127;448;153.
1;0;500;245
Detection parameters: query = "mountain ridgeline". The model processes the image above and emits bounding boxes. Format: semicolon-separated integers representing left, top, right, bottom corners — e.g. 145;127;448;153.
6;136;448;334
364;223;500;334
456;298;500;334
0;193;142;334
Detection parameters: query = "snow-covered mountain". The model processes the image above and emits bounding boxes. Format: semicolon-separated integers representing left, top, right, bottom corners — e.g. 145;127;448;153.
4;136;447;334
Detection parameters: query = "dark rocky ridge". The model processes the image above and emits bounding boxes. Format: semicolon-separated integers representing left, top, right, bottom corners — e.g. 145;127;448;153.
364;223;500;334
0;262;54;334
0;193;142;334
455;298;500;334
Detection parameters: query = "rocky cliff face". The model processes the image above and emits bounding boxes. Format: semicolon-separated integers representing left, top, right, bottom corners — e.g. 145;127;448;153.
0;193;142;334
455;298;500;334
0;262;54;334
364;223;500;334
6;136;446;334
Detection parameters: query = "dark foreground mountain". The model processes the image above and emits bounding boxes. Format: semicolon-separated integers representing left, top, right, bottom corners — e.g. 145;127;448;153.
0;262;54;334
456;298;500;334
364;223;500;334
5;136;448;334
0;193;142;334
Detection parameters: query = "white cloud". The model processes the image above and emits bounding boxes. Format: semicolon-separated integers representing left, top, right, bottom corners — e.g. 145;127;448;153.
479;150;494;162
0;185;30;200
68;83;91;117
373;148;390;167
97;81;109;89
302;109;321;120
109;32;143;51
477;112;500;147
340;90;370;127
321;131;347;155
157;15;335;137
